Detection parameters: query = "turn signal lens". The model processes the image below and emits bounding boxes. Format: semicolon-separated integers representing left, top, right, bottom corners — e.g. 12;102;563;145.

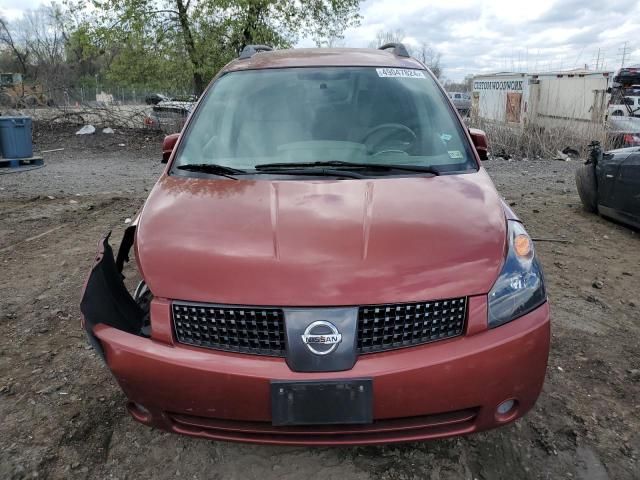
514;234;532;258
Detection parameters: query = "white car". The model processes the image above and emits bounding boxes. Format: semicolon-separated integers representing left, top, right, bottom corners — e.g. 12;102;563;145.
609;96;640;118
447;92;471;115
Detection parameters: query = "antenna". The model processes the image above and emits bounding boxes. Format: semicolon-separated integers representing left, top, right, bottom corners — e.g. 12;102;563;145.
618;42;629;68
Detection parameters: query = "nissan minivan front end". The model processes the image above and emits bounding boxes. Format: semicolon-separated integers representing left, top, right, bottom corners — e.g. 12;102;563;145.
80;45;550;445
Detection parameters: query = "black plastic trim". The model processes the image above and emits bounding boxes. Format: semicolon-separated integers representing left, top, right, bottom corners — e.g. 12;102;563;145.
80;233;145;360
115;225;136;272
239;44;273;59
378;42;410;58
271;378;373;426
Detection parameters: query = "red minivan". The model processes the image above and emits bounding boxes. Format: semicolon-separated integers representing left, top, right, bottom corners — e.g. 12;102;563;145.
81;44;550;445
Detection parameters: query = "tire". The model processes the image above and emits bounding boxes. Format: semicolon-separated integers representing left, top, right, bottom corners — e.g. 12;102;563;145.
575;164;598;213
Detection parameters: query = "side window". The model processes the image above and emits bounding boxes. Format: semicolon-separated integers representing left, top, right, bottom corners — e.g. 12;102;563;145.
455;94;461;99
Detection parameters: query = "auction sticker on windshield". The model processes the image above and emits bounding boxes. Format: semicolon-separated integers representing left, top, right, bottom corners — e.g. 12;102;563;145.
376;68;426;79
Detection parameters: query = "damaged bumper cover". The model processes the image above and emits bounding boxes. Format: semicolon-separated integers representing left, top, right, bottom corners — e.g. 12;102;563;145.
80;229;144;360
79;230;550;445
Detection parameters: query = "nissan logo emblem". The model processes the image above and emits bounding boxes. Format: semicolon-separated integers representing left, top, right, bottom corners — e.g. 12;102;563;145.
301;321;342;355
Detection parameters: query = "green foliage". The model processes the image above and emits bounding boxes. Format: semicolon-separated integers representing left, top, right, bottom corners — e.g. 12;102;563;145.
0;0;361;96
87;0;362;93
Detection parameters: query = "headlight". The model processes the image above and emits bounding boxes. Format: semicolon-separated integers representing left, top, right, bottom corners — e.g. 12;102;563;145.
488;221;546;328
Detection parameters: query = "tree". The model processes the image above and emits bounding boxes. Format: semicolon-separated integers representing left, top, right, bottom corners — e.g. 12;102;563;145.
13;6;68;85
91;0;362;94
0;16;30;76
414;42;442;79
368;29;405;49
443;75;474;93
369;30;443;79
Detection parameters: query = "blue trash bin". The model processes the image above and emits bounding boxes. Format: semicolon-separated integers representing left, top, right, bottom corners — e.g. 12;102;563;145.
0;116;33;159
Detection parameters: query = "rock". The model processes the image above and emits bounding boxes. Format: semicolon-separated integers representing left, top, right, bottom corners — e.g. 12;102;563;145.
622;271;633;276
585;295;608;309
75;125;95;135
628;369;640;379
102;127;115;134
592;280;604;289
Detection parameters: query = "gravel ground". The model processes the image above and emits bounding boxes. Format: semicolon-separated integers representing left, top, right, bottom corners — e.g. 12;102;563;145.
0;125;638;479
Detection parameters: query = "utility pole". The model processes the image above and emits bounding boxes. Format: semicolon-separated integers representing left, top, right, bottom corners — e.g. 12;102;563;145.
618;42;629;68
595;48;601;70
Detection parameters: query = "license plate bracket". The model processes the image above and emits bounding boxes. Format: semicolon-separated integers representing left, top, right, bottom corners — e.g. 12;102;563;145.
271;378;373;426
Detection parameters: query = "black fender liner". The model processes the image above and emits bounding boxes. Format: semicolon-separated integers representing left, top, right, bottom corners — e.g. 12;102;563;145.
80;230;144;360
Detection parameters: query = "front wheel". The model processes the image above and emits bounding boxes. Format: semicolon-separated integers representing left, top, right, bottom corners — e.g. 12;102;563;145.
575;164;598;213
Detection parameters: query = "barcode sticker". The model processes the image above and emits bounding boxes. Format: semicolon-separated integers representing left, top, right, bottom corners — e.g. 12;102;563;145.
376;68;426;79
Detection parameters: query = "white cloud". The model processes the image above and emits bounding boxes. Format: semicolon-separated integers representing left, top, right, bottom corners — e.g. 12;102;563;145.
3;0;639;81
0;0;42;20
339;0;640;80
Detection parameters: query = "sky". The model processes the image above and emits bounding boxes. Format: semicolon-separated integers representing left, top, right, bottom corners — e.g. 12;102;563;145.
2;0;639;81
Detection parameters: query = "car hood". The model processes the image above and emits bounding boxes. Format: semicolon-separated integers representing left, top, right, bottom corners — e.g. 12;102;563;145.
136;170;507;306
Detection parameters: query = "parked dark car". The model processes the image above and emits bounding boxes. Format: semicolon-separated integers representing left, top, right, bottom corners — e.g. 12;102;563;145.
81;44;550;445
576;143;640;229
143;100;194;132
145;93;169;105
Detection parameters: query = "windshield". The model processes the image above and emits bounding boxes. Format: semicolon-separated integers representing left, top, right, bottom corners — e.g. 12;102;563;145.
174;67;477;174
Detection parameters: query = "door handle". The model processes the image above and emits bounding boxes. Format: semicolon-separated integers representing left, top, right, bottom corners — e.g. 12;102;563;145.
605;174;614;178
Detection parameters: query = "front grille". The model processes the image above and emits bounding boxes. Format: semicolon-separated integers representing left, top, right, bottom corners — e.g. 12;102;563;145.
357;298;467;354
172;303;286;356
173;297;466;357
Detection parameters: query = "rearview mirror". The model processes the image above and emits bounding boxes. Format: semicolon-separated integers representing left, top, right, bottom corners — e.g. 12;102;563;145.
162;133;180;163
468;128;489;161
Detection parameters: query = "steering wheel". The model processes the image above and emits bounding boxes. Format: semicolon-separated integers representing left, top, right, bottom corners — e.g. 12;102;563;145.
361;123;417;154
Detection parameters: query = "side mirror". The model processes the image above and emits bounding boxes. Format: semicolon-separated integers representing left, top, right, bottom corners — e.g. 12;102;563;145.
469;128;489;161
162;133;180;163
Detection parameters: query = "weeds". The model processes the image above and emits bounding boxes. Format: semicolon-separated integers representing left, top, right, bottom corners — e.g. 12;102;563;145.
469;116;609;160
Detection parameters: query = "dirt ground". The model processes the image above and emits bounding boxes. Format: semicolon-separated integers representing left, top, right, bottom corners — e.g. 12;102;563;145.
1;125;638;480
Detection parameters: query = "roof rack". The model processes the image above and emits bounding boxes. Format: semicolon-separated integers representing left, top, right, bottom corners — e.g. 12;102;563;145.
239;45;273;60
378;42;410;58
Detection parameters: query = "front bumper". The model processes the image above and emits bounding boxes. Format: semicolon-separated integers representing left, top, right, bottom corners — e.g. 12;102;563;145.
91;298;550;445
80;233;550;445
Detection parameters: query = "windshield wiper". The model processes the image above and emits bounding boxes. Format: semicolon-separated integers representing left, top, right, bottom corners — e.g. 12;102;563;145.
254;161;440;176
175;163;245;180
253;167;366;179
